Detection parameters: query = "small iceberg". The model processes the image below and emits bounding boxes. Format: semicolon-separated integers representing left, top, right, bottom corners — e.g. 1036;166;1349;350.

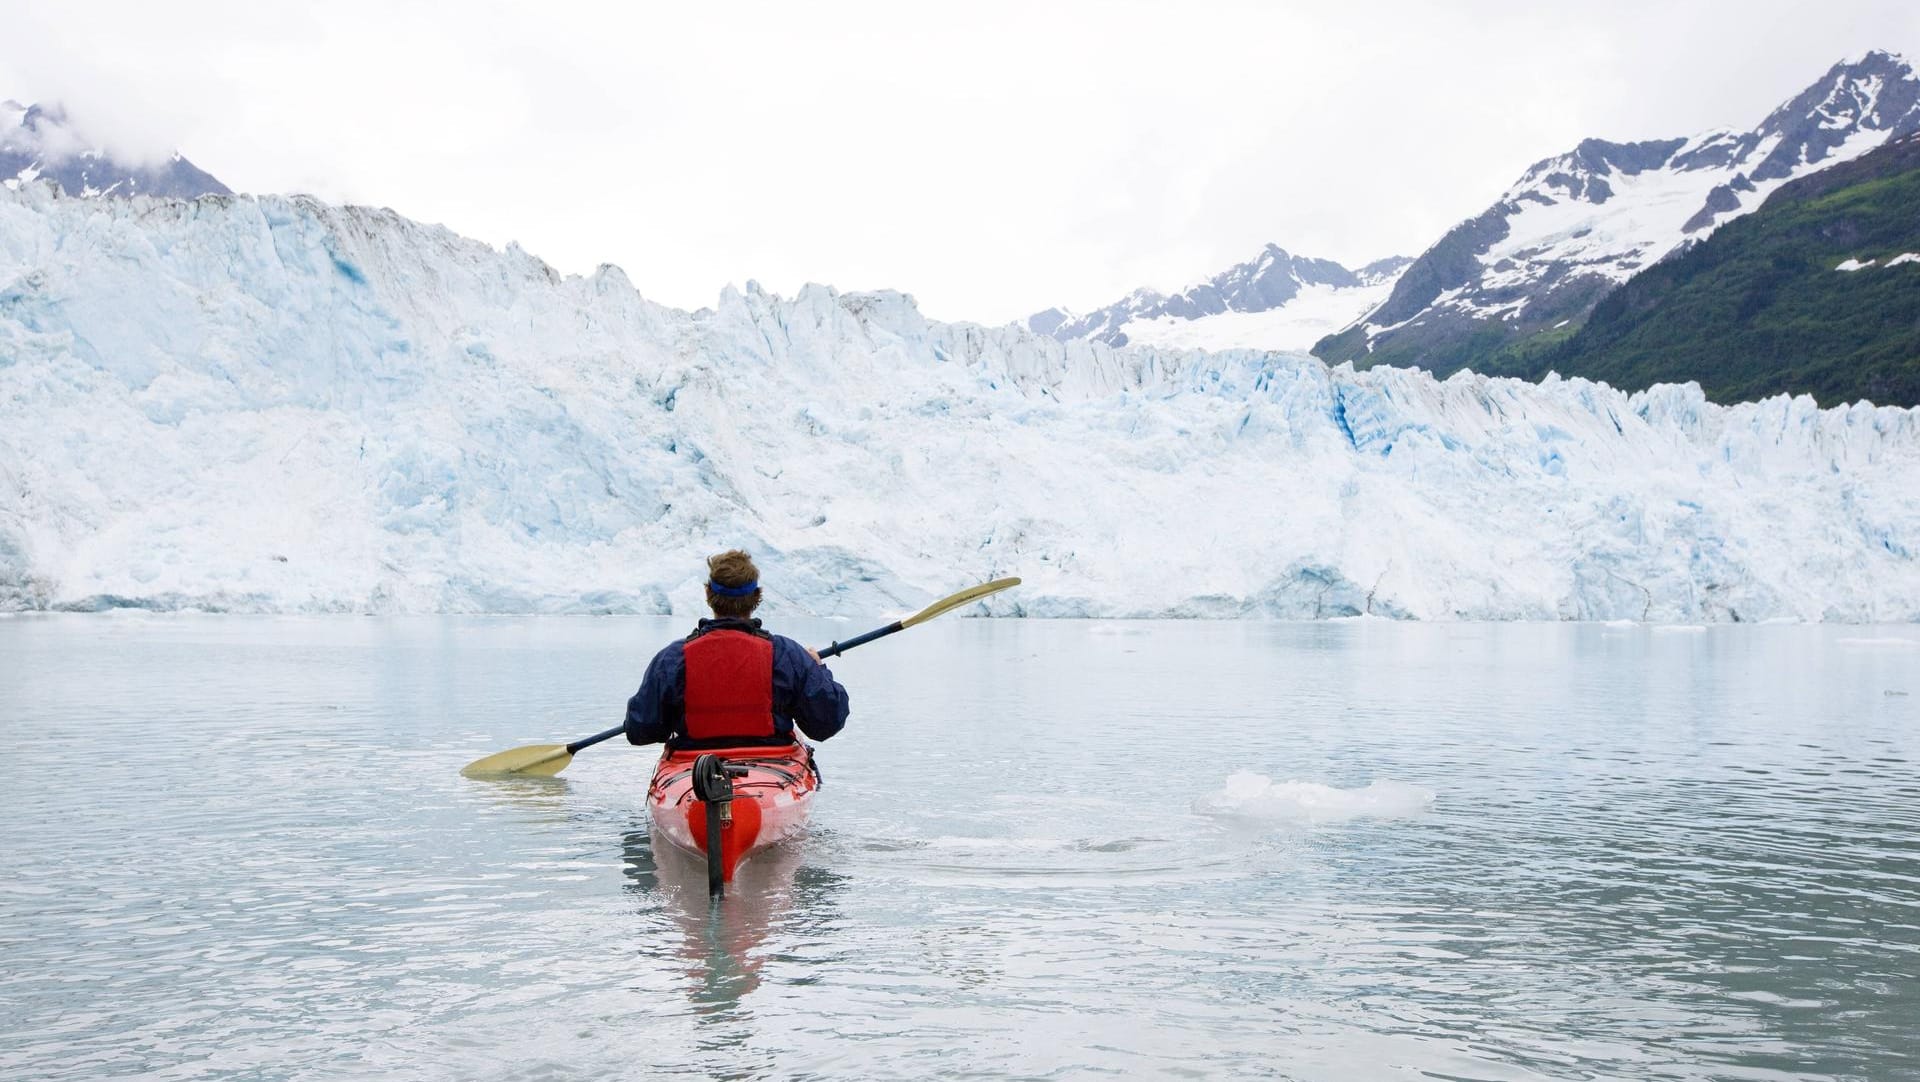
1194;772;1435;825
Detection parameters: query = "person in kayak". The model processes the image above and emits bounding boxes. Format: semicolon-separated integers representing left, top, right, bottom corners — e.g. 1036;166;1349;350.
625;549;849;750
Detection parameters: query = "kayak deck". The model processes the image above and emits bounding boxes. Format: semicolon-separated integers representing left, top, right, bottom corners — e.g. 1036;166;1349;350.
646;743;818;883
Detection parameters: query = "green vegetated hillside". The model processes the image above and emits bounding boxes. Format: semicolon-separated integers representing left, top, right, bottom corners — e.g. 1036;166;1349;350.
1493;135;1920;406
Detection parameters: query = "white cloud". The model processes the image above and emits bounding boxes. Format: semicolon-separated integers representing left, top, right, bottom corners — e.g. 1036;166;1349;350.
3;0;1918;323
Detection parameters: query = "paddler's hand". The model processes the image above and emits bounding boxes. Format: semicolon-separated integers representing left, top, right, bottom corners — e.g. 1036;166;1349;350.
806;646;821;663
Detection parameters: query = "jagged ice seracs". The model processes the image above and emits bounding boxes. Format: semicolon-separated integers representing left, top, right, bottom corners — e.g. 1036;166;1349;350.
0;182;1915;620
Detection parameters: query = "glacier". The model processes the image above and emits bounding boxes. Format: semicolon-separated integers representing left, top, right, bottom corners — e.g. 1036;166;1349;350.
0;181;1916;621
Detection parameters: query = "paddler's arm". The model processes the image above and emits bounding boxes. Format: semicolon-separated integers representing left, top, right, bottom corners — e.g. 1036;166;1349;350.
625;642;685;745
774;635;849;741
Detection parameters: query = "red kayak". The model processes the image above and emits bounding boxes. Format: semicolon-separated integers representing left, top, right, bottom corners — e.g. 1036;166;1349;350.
646;743;819;886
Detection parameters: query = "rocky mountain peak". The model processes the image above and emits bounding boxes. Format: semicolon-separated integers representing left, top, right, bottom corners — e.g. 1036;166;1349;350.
1748;49;1920;182
1314;50;1920;376
1;99;230;199
1026;243;1410;350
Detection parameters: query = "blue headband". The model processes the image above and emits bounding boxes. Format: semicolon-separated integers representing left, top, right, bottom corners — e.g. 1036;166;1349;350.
707;579;759;597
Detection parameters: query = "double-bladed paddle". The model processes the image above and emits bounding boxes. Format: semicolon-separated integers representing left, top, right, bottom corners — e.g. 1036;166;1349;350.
459;576;1020;777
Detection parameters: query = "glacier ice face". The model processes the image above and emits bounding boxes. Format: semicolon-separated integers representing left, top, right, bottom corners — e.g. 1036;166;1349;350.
0;182;1916;620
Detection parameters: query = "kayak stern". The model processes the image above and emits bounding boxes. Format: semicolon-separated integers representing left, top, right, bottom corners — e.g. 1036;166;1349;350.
647;744;817;883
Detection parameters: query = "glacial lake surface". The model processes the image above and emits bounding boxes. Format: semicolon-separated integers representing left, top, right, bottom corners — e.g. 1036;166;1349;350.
2;615;1917;1080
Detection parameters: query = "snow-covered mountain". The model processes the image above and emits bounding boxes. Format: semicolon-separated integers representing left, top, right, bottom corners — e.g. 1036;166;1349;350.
1028;245;1410;353
2;181;1916;621
1316;50;1920;375
1;100;229;199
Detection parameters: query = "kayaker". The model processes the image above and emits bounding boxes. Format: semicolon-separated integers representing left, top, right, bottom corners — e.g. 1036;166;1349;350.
625;549;849;750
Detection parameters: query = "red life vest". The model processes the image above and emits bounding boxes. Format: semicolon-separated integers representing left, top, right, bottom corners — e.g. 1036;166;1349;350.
682;629;776;741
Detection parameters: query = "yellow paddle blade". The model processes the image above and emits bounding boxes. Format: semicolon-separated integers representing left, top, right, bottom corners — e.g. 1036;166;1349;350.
460;743;575;778
900;576;1021;629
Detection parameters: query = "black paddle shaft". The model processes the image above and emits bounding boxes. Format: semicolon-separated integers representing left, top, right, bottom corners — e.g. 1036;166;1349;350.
568;725;627;755
815;620;904;659
563;620;905;756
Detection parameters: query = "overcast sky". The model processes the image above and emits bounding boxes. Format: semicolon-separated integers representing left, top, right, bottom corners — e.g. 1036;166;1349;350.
6;1;1920;323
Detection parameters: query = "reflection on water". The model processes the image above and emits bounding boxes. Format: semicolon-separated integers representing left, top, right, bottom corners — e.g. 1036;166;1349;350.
0;615;1916;1080
619;827;848;1018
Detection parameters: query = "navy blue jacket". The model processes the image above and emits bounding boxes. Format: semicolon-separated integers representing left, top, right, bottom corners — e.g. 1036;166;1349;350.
625;618;849;748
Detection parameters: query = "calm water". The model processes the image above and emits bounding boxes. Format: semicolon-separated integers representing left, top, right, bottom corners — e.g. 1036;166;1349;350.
1;615;1917;1081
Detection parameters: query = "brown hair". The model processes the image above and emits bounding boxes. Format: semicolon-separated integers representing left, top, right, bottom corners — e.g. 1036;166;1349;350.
705;549;762;618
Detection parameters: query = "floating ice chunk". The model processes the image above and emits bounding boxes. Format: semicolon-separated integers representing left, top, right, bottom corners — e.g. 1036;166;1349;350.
1194;772;1435;824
